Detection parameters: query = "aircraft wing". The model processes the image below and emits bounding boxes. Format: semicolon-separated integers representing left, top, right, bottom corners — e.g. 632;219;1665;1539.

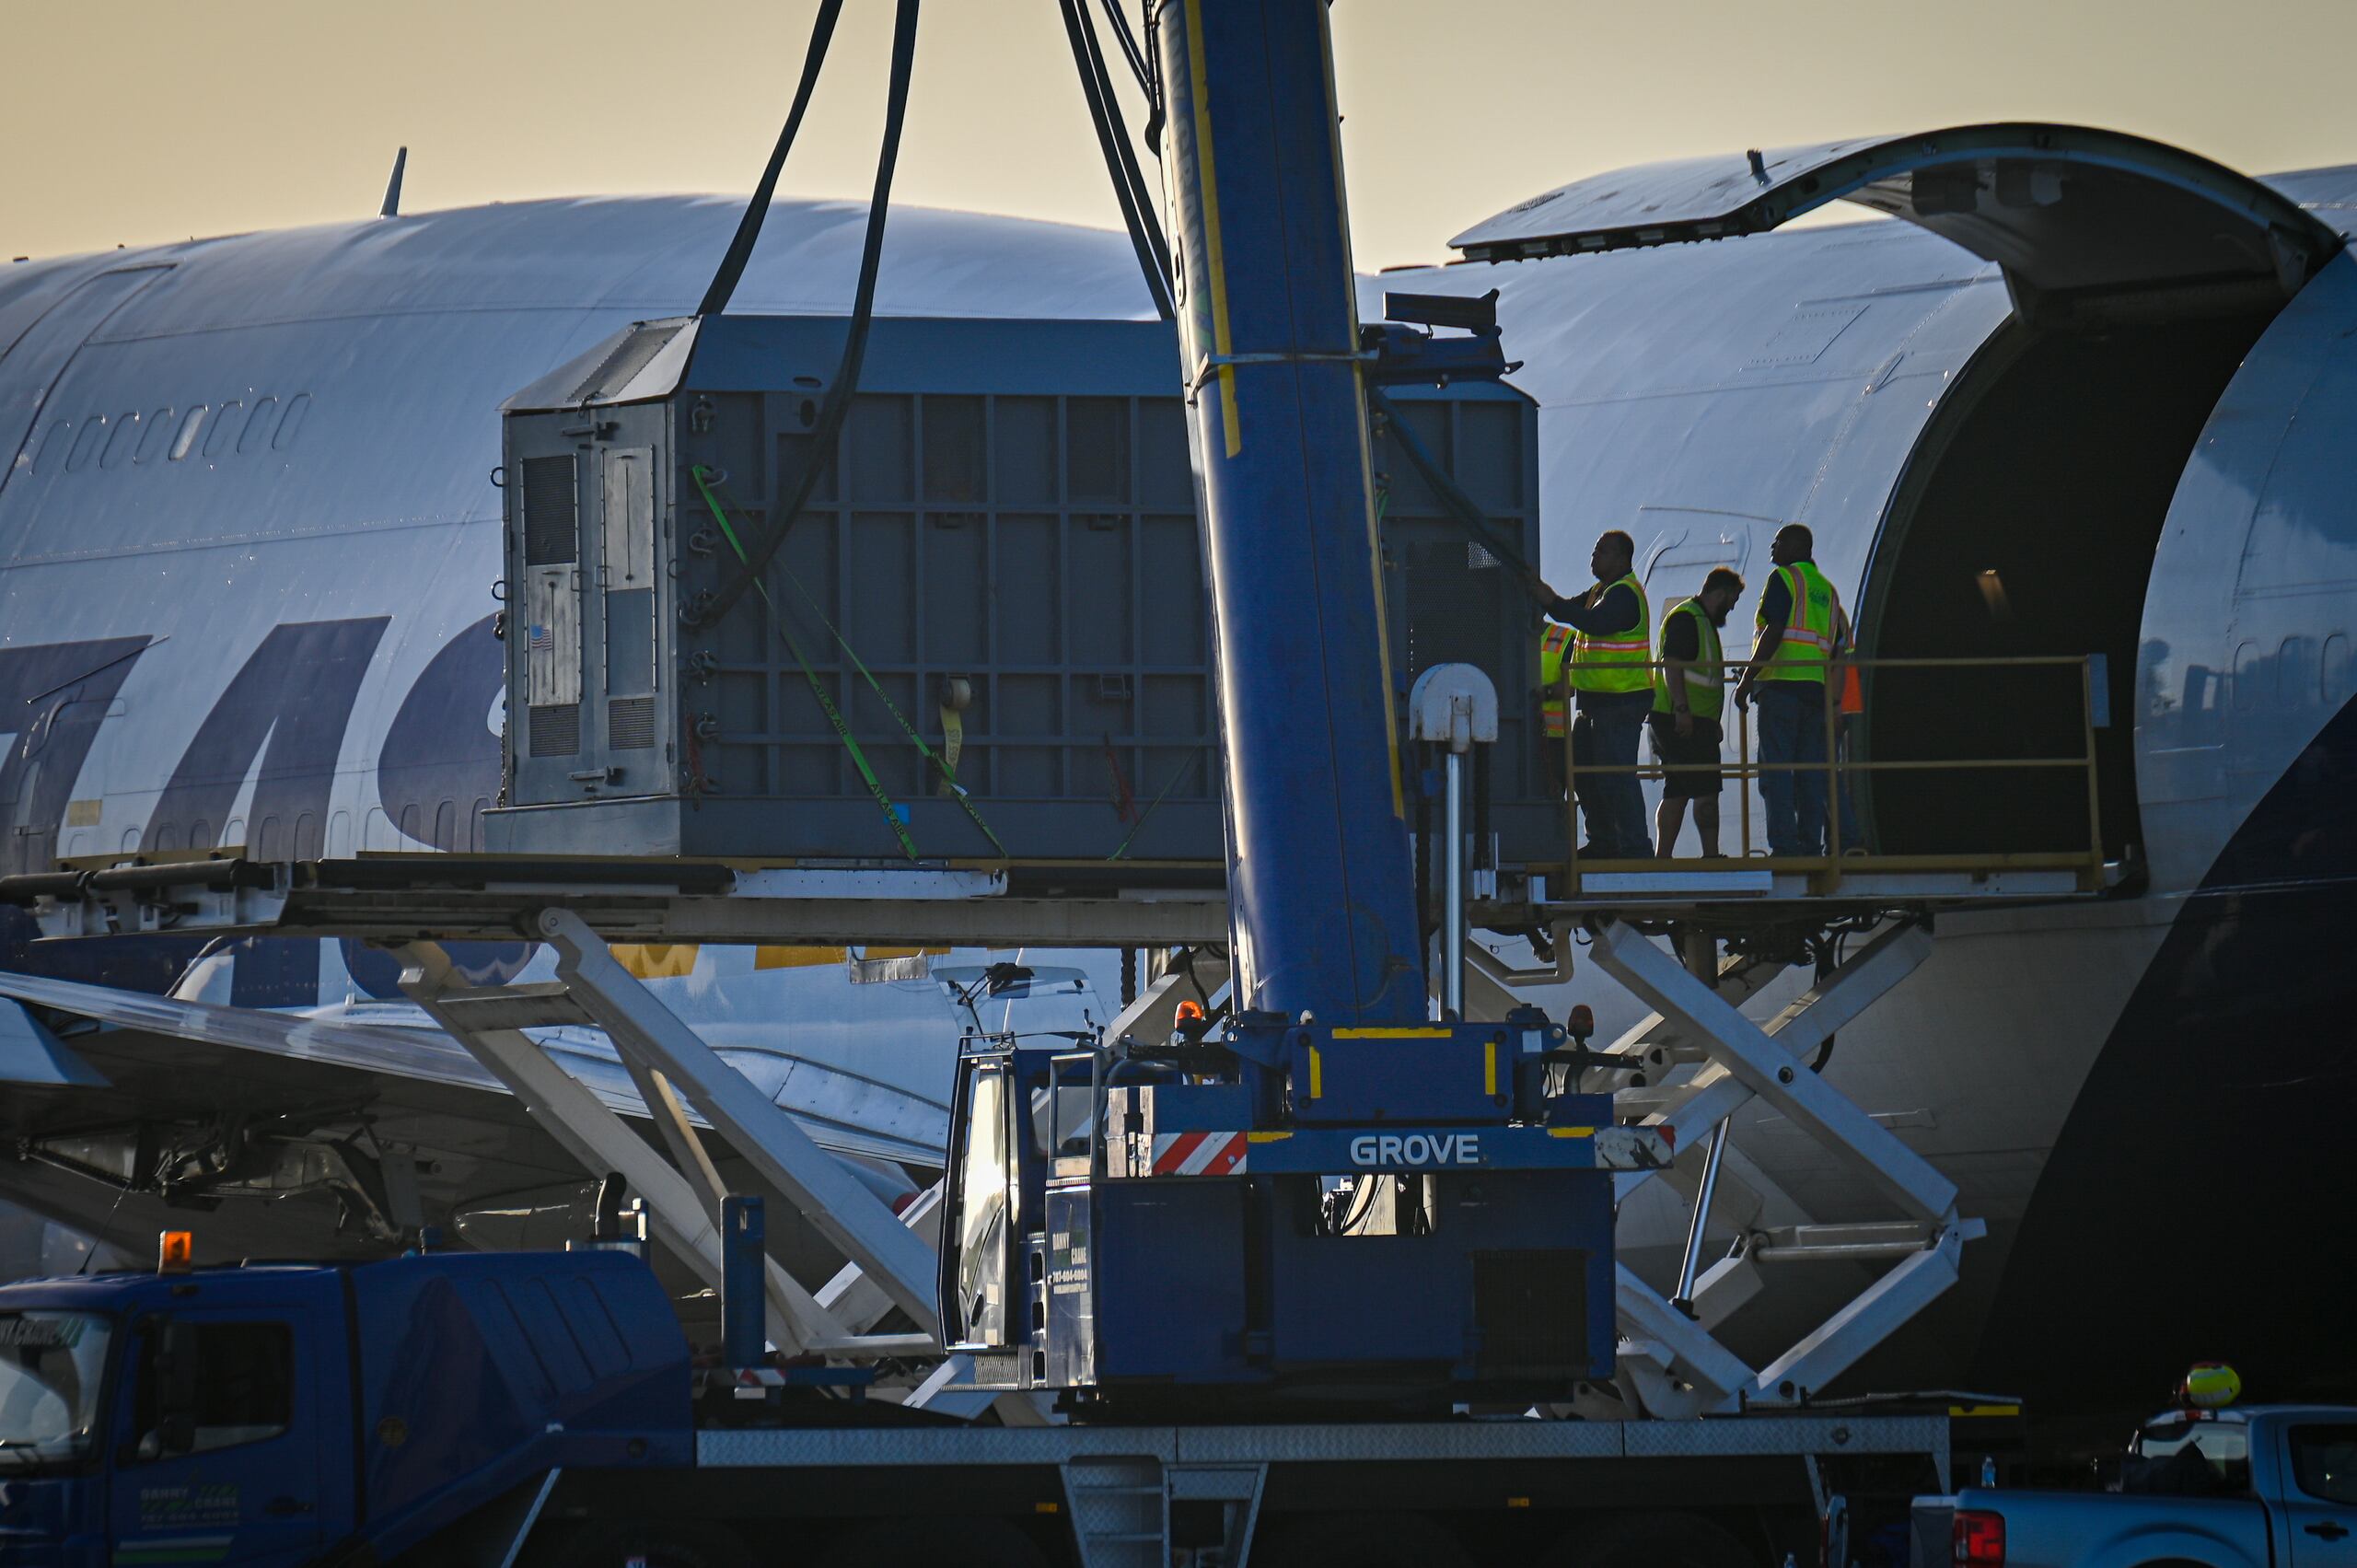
0;970;506;1092
0;970;942;1167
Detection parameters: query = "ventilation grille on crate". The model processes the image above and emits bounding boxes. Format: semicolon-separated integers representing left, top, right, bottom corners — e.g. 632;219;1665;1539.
528;703;580;757
609;696;656;750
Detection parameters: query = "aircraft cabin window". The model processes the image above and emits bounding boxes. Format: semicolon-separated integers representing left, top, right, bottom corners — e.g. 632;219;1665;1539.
238;397;281;455
2278;636;2315;712
169;406;208;461
65;418;108;473
202;401;246;459
273;392;310;451
2232;641;2260;711
2323;634;2352;709
135;408;175;464
100;412;140;470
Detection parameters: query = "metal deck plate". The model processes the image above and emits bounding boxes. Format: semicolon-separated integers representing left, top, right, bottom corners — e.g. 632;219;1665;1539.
694;1412;1946;1469
6;854;2112;948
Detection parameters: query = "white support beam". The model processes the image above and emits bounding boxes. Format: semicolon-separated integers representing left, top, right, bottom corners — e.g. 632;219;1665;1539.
535;908;941;1334
1599;948;1781;1063
1105;952;1229;1045
1752;921;1936;1065
1612;1066;1749;1206
1689;1244;1766;1332
1588;920;1955;1222
1747;1219;1983;1401
818;1184;944;1334
905;1353;982;1413
1639;1121;1814;1238
1475;918;1577;990
1614;1263;1751;1415
397;945;842;1355
901;1355;1052;1426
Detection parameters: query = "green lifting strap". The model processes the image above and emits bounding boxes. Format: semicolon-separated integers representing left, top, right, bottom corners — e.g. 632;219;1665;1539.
691;468;1012;861
689;467;916;860
1105;751;1200;862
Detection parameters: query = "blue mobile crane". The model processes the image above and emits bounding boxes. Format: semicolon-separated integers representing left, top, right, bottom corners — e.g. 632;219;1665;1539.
932;0;1654;1411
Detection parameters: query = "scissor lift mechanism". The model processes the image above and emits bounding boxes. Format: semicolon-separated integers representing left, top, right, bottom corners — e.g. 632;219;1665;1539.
9;851;2101;1418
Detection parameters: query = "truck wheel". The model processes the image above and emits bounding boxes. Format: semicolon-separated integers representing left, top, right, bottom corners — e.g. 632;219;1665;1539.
528;1519;756;1568
814;1516;1051;1568
1252;1511;1472;1568
1538;1510;1755;1568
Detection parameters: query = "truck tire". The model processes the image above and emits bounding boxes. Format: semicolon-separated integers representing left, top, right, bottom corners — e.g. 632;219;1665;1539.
814;1516;1051;1568
1251;1511;1472;1568
1538;1510;1755;1568
528;1519;756;1568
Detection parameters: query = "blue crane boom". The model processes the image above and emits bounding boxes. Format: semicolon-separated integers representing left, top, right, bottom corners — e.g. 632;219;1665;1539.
1154;0;1425;1023
926;0;1649;1410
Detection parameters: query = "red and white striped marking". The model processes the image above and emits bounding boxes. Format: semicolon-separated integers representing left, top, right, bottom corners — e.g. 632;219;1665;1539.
1150;1131;1248;1176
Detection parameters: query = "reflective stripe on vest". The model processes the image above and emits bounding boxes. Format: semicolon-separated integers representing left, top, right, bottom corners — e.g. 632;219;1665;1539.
1756;562;1837;683
1653;598;1724;719
1569;574;1652;696
1538;622;1573;738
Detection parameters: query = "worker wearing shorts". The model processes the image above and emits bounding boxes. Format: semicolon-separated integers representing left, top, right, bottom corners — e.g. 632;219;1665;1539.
1649;566;1743;857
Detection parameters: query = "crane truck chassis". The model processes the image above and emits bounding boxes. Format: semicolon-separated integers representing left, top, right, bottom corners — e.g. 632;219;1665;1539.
0;1243;1950;1568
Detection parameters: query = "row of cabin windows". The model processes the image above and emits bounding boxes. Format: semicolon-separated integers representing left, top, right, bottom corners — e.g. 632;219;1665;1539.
31;392;312;474
2227;632;2357;714
59;798;489;863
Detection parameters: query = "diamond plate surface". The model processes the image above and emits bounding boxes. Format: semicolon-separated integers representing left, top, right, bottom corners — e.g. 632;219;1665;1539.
1620;1413;1946;1458
698;1412;1940;1469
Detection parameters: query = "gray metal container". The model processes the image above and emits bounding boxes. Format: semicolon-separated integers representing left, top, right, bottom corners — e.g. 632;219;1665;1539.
488;315;1552;865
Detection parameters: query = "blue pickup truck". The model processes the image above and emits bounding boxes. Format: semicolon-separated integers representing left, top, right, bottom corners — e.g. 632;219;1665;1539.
1921;1405;2357;1568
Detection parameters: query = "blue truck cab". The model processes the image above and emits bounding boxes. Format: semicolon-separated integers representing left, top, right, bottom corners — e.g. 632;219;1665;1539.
0;1249;690;1567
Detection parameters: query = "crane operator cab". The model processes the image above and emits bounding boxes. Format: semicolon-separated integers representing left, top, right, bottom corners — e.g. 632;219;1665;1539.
938;1005;1671;1413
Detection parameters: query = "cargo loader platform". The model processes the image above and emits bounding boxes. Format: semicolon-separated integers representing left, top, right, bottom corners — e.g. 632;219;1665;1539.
3;846;2117;950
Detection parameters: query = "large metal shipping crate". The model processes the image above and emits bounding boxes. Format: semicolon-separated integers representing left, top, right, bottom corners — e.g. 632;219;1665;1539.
488;314;1558;865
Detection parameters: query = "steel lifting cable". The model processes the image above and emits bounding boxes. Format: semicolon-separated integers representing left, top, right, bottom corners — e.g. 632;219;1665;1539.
1080;0;1173;288
1057;0;1175;320
691;467;1012;862
1080;0;1175;313
687;0;920;635
697;0;845;319
1095;0;1152;99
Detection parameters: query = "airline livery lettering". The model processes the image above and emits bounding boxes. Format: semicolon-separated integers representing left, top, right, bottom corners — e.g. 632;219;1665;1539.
145;619;389;861
0;616;505;877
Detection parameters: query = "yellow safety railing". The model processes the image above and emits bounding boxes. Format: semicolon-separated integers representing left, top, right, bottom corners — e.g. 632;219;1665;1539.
1555;655;2107;896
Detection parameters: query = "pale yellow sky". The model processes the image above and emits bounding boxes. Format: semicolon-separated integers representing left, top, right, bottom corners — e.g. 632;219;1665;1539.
4;0;2354;269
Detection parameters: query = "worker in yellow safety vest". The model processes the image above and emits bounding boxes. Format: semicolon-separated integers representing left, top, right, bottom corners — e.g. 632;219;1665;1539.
1650;566;1744;858
1538;529;1652;857
1734;524;1852;855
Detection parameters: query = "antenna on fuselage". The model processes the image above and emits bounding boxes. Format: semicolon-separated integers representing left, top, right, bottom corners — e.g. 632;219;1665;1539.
379;146;408;219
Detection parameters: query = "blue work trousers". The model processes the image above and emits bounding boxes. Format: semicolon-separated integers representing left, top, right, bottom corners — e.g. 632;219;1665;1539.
1756;683;1830;856
1571;701;1650;857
